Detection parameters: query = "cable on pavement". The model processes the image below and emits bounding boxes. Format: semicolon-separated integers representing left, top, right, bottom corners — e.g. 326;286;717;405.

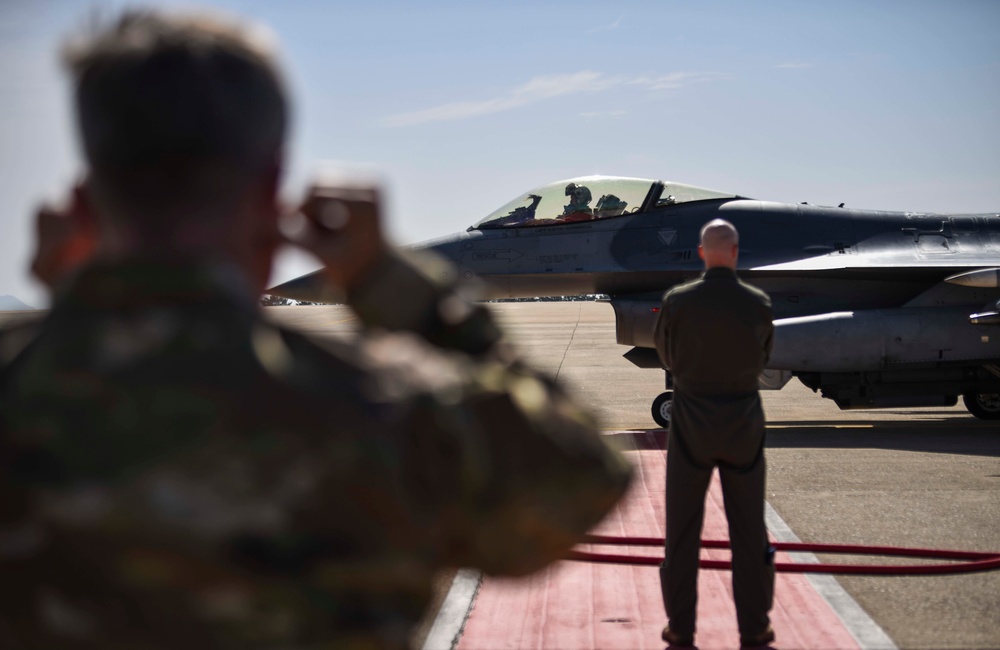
567;534;1000;576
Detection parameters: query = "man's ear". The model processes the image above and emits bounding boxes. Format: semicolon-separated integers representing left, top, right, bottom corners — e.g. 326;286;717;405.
30;182;99;290
697;245;705;261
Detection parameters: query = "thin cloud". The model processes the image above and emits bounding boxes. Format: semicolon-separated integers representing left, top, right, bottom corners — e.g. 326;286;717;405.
383;70;722;127
626;71;726;90
382;72;613;127
776;62;812;69
587;16;622;34
580;110;627;119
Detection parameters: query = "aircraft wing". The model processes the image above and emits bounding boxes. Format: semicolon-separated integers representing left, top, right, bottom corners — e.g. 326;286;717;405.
750;252;1000;272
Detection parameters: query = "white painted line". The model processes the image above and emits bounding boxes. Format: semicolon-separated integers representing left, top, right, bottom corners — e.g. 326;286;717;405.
421;568;482;650
422;504;896;650
765;502;898;650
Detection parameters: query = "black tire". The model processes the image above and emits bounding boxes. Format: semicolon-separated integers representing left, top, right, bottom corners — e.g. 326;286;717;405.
963;392;1000;420
652;391;673;428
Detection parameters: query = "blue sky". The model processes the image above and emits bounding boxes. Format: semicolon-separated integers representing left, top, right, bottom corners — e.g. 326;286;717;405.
2;0;998;307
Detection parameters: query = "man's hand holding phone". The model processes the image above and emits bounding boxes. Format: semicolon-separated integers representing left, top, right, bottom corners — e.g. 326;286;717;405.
287;181;390;294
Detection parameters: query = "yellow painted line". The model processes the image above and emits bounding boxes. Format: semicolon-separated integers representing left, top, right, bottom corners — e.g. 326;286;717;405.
329;317;357;325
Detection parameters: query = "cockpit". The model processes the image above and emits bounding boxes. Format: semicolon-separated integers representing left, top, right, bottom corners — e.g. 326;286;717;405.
471;175;739;230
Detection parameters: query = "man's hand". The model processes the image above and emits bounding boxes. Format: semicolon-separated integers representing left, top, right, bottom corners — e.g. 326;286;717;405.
30;185;97;290
285;183;390;293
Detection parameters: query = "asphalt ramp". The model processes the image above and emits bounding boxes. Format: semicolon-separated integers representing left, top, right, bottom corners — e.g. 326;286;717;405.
424;430;893;650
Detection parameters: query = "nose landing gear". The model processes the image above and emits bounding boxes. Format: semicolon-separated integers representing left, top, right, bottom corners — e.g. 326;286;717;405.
963;391;1000;420
652;391;673;428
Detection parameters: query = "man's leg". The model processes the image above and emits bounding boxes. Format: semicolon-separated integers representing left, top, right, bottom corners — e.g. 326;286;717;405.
719;455;774;638
661;430;713;638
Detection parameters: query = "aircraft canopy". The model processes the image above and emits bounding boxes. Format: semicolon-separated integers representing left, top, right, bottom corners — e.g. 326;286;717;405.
472;176;737;229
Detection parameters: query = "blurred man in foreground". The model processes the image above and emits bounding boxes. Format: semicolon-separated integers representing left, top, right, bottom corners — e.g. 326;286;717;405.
654;219;775;648
0;10;631;649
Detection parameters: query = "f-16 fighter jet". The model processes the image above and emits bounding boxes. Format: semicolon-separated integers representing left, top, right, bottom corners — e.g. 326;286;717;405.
270;175;1000;423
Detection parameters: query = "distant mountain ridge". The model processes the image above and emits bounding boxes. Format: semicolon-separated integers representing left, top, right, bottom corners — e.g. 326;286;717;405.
0;295;35;310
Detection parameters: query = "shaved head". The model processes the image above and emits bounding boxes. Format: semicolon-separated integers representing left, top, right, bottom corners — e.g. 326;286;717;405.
700;219;739;251
698;219;740;269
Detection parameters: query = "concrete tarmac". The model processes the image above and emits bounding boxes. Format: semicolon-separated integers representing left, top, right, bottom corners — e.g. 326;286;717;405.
3;302;998;648
267;302;1000;649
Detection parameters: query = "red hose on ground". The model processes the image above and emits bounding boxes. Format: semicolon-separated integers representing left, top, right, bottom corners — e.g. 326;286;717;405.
567;534;1000;576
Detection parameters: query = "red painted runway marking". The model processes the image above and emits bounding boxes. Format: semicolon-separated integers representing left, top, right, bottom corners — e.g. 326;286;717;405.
456;430;861;650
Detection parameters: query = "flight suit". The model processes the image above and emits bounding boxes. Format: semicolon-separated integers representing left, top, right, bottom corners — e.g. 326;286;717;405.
653;266;775;639
0;251;632;650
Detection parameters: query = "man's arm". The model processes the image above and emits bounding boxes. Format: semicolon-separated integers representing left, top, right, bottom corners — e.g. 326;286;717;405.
291;186;633;576
760;297;774;366
348;249;632;575
763;322;774;366
653;293;672;370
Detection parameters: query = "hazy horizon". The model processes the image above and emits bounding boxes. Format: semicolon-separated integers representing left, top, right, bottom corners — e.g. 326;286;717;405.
3;0;998;307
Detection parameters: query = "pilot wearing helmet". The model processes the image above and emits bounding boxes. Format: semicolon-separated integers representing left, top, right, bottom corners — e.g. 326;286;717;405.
561;183;594;222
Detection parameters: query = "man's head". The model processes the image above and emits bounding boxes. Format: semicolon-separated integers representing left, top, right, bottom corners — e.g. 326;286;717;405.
62;9;289;289
698;219;739;269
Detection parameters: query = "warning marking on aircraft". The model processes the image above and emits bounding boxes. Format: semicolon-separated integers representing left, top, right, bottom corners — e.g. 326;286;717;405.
470;249;523;262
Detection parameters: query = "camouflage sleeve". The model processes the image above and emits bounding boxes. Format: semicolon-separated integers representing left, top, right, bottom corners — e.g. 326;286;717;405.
348;249;633;576
346;249;502;356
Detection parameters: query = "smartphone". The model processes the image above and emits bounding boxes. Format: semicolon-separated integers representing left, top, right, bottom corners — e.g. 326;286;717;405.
299;161;383;232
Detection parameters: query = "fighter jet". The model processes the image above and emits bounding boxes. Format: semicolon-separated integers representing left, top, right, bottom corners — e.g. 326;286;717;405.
269;175;1000;424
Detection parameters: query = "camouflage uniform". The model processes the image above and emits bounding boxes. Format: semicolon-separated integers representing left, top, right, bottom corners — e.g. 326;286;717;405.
0;252;632;650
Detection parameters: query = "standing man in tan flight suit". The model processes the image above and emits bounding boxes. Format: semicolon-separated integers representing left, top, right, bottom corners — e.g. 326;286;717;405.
0;9;632;649
654;219;776;648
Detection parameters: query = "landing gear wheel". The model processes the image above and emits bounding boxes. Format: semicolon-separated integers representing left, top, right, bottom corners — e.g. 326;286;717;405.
652;391;673;428
963;392;1000;420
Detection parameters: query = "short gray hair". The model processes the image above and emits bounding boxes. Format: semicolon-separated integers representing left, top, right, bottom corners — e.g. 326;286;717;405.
63;9;288;229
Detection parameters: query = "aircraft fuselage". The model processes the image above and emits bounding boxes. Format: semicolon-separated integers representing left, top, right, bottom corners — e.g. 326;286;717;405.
429;199;1000;318
269;176;1000;419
